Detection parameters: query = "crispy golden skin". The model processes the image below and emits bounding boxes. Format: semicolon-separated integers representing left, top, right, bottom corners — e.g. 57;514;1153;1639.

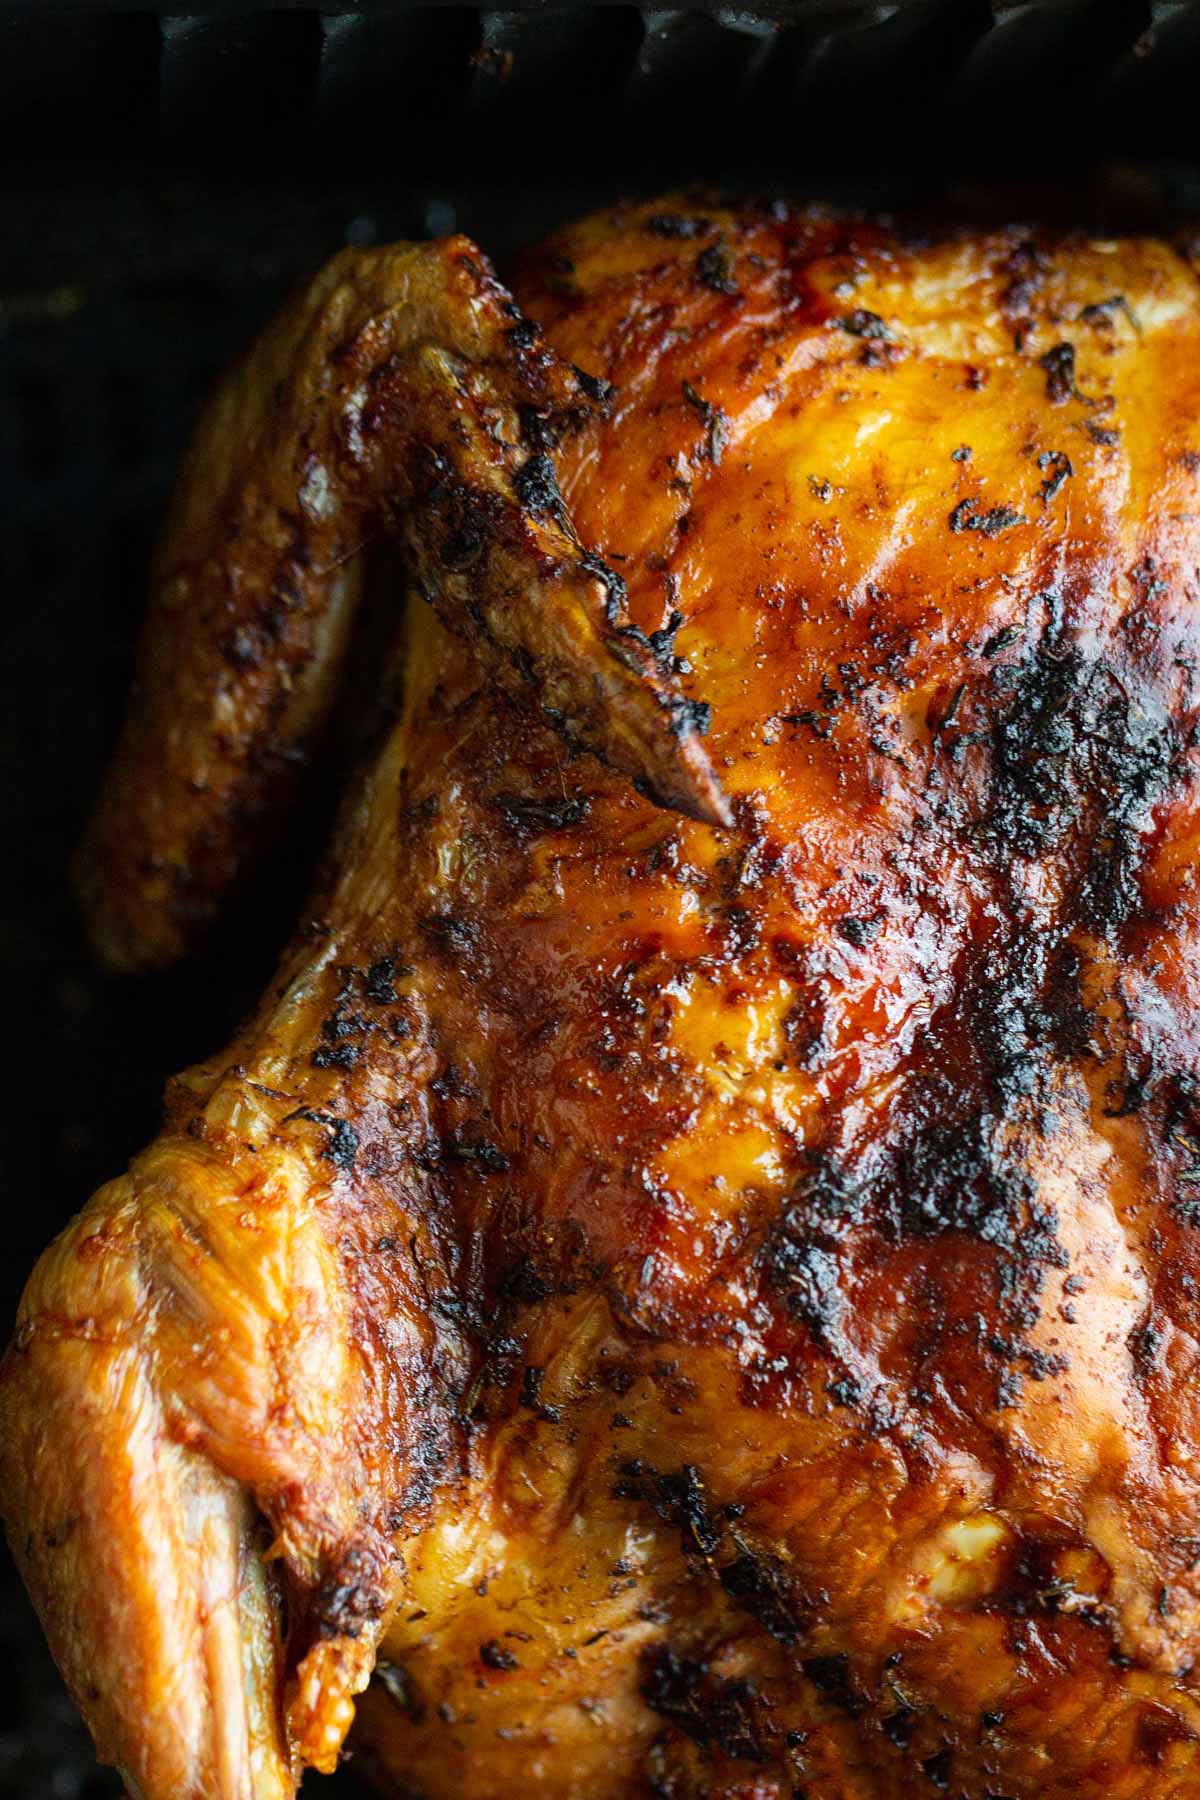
10;196;1200;1797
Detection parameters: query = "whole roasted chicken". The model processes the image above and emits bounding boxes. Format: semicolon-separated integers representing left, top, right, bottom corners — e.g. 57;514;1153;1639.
6;195;1200;1799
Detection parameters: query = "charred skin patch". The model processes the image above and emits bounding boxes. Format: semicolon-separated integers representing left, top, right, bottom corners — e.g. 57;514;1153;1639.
641;1646;766;1762
755;622;1184;1413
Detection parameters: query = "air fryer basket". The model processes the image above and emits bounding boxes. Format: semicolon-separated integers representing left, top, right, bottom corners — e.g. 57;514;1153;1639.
3;4;1199;1792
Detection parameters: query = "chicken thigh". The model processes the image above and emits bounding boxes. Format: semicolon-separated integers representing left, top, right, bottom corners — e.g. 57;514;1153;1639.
8;195;1200;1799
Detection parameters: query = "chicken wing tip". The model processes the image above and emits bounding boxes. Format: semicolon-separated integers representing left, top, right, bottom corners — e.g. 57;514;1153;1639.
649;754;733;829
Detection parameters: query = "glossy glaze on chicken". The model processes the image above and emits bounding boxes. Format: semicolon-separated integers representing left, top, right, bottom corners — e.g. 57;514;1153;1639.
7;196;1200;1798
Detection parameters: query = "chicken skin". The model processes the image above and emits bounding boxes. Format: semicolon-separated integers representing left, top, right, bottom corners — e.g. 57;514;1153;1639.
8;195;1200;1798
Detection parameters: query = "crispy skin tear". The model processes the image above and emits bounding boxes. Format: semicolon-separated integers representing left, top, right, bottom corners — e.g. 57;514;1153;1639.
77;235;728;974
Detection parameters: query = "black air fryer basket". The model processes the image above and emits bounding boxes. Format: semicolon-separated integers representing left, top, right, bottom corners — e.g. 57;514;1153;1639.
2;2;1199;1792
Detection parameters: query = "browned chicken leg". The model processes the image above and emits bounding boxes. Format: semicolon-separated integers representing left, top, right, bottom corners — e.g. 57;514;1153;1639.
9;196;1200;1799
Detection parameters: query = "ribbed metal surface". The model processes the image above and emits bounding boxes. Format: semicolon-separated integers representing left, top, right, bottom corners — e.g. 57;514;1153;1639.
0;4;1196;162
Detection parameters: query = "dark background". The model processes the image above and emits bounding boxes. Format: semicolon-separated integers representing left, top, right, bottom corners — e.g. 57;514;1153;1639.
3;2;1200;1791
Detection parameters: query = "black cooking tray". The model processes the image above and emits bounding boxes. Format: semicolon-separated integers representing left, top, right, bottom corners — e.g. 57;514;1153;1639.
3;3;1200;1793
3;3;1199;172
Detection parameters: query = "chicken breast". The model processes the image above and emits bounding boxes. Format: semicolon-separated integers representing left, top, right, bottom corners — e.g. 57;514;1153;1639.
8;195;1200;1798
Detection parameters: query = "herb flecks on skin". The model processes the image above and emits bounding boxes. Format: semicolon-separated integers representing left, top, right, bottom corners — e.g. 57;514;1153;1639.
949;499;1027;537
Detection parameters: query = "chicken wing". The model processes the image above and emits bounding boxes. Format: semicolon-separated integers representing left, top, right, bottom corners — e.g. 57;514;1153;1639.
76;235;726;973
